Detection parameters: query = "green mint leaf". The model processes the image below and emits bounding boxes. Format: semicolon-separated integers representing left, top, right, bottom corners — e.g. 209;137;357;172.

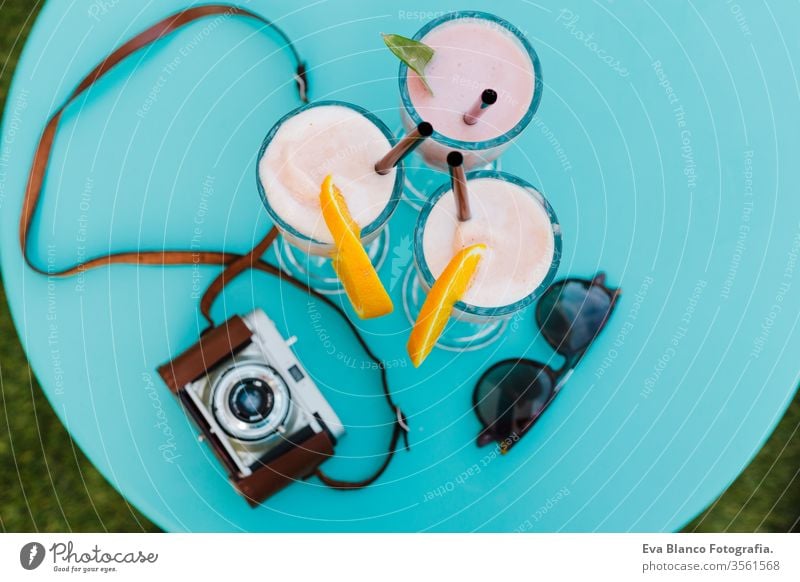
382;33;434;95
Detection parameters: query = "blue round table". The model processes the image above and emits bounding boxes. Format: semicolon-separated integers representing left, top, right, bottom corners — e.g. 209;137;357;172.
2;0;799;532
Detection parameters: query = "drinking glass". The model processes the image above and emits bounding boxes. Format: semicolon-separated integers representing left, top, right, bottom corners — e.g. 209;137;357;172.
257;100;404;294
402;170;561;351
397;11;543;207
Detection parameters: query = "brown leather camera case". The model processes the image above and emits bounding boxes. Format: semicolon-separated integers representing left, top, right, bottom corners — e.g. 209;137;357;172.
157;315;334;506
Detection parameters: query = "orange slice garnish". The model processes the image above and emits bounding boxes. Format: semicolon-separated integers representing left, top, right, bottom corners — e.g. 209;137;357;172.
320;175;393;319
407;244;486;367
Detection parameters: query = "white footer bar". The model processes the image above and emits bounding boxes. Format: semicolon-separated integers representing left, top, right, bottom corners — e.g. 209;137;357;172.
1;533;798;581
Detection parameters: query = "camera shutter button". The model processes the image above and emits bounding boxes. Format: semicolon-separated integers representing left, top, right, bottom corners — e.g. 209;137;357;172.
286;335;298;347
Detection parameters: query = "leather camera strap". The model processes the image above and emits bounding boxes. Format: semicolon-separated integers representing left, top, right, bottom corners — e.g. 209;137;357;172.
20;4;306;277
19;4;408;492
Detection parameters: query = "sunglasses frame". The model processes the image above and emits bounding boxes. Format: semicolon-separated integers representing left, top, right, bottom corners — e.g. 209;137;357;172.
473;273;621;452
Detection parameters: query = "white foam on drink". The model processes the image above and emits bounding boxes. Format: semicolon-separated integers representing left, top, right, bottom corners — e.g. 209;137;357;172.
422;178;555;308
259;105;396;243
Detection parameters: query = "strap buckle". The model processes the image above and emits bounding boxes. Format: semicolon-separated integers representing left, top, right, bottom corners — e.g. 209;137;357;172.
395;406;410;451
295;63;309;103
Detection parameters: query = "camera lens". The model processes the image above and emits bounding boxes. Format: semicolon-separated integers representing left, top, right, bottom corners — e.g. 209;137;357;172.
211;362;292;442
228;378;274;423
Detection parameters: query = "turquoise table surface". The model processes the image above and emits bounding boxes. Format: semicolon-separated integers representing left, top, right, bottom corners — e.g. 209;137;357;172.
2;0;799;532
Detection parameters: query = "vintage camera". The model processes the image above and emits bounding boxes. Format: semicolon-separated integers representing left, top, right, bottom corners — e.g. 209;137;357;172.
158;309;344;505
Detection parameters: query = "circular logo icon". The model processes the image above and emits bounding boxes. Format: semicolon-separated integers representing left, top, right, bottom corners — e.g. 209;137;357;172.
19;542;45;570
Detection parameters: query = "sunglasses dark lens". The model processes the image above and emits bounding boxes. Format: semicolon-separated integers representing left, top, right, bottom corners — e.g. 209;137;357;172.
536;280;613;357
474;360;555;447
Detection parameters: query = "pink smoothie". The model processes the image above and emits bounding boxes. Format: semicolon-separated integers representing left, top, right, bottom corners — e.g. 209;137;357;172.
407;17;536;144
258;105;396;247
422;177;555;308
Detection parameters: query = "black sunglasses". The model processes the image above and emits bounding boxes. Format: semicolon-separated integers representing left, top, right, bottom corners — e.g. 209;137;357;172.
473;273;620;452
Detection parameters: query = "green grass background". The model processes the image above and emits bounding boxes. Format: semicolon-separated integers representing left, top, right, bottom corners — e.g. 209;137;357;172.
1;0;798;533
